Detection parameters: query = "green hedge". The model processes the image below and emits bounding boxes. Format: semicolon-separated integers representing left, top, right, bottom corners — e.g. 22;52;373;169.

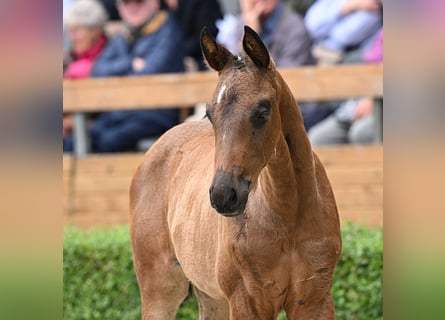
64;223;382;319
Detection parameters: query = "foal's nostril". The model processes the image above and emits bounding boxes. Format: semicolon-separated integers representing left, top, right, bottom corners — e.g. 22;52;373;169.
229;188;237;204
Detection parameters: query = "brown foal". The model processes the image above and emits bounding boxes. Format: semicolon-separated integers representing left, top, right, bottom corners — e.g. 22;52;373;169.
130;26;341;319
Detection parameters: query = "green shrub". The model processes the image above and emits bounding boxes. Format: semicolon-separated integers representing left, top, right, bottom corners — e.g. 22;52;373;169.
64;223;382;319
333;223;383;320
63;227;140;320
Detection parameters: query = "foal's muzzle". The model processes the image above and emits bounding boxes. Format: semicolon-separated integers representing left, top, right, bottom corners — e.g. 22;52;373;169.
209;170;250;216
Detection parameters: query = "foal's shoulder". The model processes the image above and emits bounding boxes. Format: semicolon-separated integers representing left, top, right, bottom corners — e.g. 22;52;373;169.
161;120;213;146
136;120;213;174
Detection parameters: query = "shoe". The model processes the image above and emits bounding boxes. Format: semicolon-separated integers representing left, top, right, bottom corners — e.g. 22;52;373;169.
312;45;343;65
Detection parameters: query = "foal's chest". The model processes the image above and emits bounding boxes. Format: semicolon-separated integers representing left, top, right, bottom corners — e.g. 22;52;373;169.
222;233;338;304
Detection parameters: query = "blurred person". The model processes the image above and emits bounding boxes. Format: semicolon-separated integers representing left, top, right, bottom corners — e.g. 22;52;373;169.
284;0;316;16
305;0;382;65
362;27;382;63
64;0;185;153
216;0;314;67
307;30;383;146
161;0;223;71
216;0;330;131
63;0;78;65
63;0;109;146
308;97;375;146
216;0;345;132
301;0;382;132
64;0;108;78
97;0;121;20
92;0;184;76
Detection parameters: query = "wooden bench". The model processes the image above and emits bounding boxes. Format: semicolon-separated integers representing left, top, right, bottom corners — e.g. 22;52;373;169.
63;64;383;228
64;64;383;154
63;145;382;228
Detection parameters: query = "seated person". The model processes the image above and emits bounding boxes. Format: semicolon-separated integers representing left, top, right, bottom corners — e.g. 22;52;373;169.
161;0;223;71
305;0;382;65
216;0;330;130
308;97;375;146
64;0;186;153
307;30;383;145
64;0;108;78
63;0;109;148
216;0;314;67
284;0;316;16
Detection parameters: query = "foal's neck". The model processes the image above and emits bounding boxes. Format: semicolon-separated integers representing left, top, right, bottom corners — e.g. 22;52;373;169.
259;74;318;222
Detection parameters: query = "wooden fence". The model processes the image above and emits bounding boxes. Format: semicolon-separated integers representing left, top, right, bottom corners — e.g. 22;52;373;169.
63;64;383;228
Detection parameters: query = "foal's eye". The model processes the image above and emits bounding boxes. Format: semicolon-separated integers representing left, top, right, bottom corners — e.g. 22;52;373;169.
251;100;271;128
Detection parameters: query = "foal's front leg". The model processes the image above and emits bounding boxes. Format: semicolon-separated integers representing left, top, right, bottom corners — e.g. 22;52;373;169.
227;289;279;320
131;222;190;320
286;294;335;320
193;286;229;320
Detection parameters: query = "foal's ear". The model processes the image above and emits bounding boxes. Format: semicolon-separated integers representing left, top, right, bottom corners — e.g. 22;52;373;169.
200;27;232;72
242;25;270;68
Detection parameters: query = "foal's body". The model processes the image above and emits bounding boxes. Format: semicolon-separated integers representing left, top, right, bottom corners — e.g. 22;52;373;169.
130;27;341;319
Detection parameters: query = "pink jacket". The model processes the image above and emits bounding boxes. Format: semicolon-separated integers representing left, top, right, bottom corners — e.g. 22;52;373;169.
64;35;107;79
363;29;383;63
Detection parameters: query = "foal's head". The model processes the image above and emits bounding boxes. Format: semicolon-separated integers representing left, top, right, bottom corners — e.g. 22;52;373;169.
201;26;282;216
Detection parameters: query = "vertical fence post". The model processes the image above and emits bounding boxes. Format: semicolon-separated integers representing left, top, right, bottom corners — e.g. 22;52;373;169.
73;112;90;156
373;98;383;143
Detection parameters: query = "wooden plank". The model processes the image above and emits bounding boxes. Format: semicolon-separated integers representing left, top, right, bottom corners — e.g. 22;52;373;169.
63;156;73;194
71;184;382;214
75;176;132;192
315;145;383;165
75;153;142;173
67;145;382;171
64;211;130;229
282;64;383;101
63;155;74;214
63;64;383;112
72;159;382;192
63;145;383;228
73;192;129;212
333;184;383;204
338;207;382;228
324;166;382;185
65;206;382;229
63;155;73;172
78;186;394;214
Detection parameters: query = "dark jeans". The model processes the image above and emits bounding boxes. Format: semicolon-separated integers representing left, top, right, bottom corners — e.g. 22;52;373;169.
299;101;339;131
63;109;179;153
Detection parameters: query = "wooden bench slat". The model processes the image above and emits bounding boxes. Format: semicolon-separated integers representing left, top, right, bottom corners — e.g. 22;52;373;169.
316;144;383;164
63;64;383;112
333;185;383;206
63;145;383;228
75;155;141;173
74;192;129;212
338;207;382;227
75;177;132;192
65;212;130;228
326;167;382;185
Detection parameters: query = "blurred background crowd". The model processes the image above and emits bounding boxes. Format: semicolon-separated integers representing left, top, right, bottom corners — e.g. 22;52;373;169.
63;0;383;153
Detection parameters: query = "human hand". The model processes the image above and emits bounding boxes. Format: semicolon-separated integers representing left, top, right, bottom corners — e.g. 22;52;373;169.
341;0;381;15
241;0;266;33
353;98;374;120
132;57;146;72
64;59;94;79
63;114;73;137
